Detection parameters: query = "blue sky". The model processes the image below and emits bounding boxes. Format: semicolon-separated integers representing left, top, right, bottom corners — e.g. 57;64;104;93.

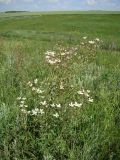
0;0;120;11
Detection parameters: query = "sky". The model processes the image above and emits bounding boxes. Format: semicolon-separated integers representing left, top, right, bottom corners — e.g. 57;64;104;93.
0;0;120;11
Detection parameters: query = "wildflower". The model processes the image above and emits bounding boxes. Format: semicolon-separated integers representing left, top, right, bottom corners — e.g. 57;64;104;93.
34;79;38;84
17;97;21;100
84;92;89;97
31;109;38;115
27;111;31;114
60;82;64;90
47;60;56;65
32;87;36;91
55;59;61;63
21;109;27;114
51;103;55;107
77;91;84;95
40;101;47;106
71;85;74;88
24;105;28;108
74;102;82;108
45;51;55;56
20;101;25;104
87;90;90;93
34;108;39;112
36;88;44;94
53;112;59;118
77;103;82;108
69;102;74;107
22;97;26;100
81;42;84;45
27;81;33;87
39;109;44;114
89;41;95;44
56;104;61;108
61;52;66;56
45;55;50;59
88;98;93;102
83;36;87;39
95;38;100;42
19;104;24;108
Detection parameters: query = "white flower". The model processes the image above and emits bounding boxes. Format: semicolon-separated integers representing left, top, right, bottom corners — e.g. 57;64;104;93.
81;42;84;45
58;59;61;63
77;103;82;108
53;113;59;118
89;41;95;44
19;104;24;108
32;87;36;91
27;81;31;85
21;109;27;114
88;98;93;102
39;109;44;114
60;82;64;90
84;92;89;97
87;90;90;93
47;60;56;65
45;55;50;59
77;91;84;95
17;97;21;100
71;85;74;88
27;111;31;114
20;101;25;104
29;83;33;87
69;102;74;107
31;109;38;115
35;108;39;111
27;81;33;87
95;38;100;42
40;101;47;106
74;102;82;108
45;51;55;56
61;52;66;56
83;36;87;39
22;97;26;100
36;88;44;94
51;103;55;107
56;104;61;108
34;79;38;84
24;105;28;108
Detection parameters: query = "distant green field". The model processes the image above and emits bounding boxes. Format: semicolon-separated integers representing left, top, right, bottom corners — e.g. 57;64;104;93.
0;10;120;17
0;12;120;44
0;13;120;159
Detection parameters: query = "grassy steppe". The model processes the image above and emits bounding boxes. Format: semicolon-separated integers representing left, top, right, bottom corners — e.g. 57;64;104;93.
0;13;120;160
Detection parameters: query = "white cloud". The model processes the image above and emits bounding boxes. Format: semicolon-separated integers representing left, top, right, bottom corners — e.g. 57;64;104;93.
86;0;112;6
0;0;14;4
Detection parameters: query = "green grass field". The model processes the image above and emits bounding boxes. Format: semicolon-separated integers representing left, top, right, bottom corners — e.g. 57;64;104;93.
0;12;120;160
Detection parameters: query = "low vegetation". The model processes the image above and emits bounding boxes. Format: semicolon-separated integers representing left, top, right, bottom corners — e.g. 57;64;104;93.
0;13;120;160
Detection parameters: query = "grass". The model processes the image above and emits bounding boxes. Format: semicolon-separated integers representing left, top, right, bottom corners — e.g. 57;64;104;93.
0;12;120;160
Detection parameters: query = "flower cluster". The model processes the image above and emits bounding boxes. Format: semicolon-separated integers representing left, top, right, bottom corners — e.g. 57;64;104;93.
81;37;102;48
77;89;94;102
45;45;78;66
45;51;61;65
27;79;44;94
69;102;83;108
31;108;44;115
16;37;97;121
17;97;30;114
17;75;94;120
